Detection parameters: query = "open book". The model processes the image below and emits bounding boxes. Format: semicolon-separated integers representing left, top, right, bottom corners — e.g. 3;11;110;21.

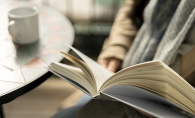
48;45;195;118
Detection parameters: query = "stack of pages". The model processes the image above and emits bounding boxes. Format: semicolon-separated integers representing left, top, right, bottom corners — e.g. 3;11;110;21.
48;45;195;118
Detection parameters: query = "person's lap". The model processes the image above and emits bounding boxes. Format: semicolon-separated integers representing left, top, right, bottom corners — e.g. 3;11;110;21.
52;94;91;118
52;94;147;118
51;105;84;118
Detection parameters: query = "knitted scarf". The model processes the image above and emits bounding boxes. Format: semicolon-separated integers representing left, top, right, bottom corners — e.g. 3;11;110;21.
122;0;195;72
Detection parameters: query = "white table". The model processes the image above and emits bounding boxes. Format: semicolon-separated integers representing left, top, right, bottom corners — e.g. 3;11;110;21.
0;1;74;118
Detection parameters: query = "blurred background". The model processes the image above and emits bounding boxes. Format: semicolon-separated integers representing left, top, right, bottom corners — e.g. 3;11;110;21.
32;0;125;57
40;0;124;57
2;0;124;118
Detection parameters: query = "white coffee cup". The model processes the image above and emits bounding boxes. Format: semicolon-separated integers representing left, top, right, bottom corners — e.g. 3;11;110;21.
8;6;39;45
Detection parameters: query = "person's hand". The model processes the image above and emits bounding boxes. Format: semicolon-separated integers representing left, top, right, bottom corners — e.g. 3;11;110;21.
97;58;122;72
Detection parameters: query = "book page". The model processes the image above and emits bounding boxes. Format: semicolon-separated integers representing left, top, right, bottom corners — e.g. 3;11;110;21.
48;63;97;96
67;44;114;90
48;68;91;96
60;52;97;89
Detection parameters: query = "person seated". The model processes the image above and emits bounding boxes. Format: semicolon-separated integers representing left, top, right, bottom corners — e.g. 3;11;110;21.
53;0;195;117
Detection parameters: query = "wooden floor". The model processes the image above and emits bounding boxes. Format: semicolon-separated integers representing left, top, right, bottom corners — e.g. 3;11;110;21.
3;75;77;118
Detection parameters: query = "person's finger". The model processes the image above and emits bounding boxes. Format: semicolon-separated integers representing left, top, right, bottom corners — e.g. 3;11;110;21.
97;59;109;68
107;59;121;72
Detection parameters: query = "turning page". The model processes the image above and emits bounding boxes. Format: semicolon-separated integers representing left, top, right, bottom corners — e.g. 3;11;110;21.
67;44;114;90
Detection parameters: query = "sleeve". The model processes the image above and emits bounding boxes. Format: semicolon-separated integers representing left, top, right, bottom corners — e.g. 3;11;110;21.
98;0;145;61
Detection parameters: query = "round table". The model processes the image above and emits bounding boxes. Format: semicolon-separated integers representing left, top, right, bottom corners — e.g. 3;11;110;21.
0;0;74;110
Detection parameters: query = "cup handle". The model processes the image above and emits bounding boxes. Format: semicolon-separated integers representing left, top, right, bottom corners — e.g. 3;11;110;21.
8;21;17;37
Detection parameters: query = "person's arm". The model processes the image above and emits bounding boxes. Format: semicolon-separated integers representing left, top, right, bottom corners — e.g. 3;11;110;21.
98;0;147;72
